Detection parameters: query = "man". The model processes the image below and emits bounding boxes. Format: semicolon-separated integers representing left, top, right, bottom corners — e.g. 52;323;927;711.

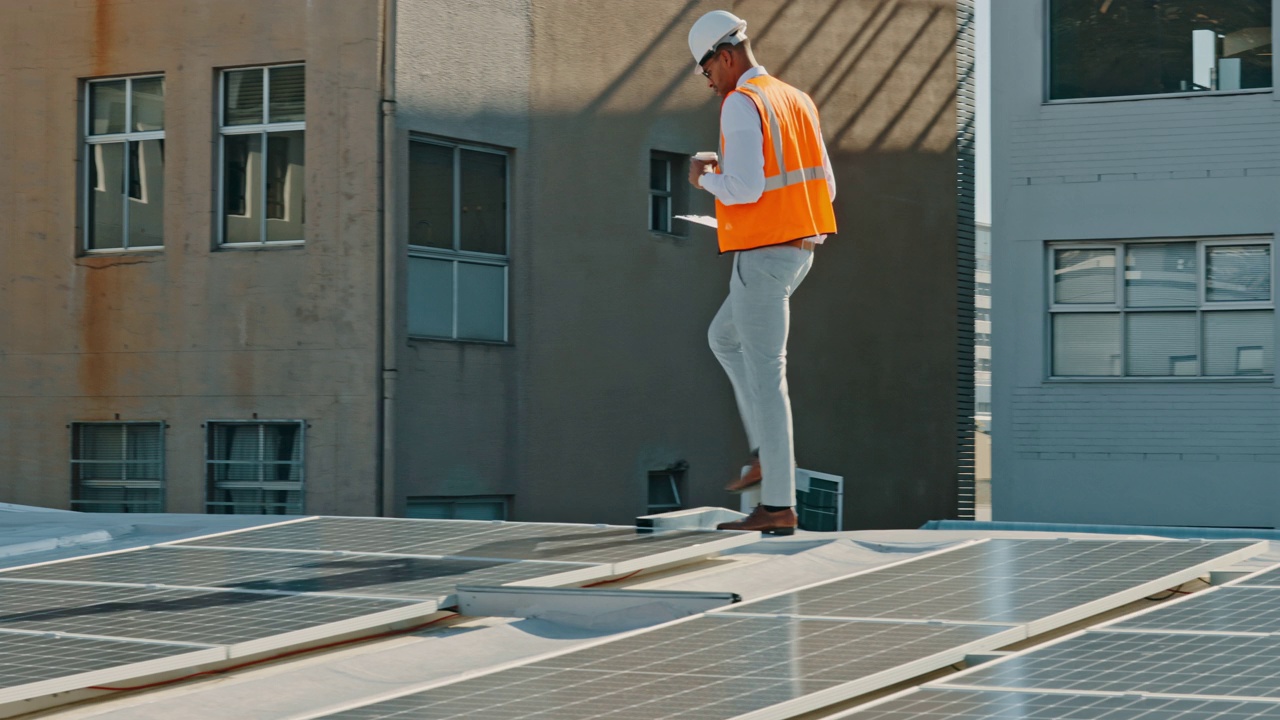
686;10;837;536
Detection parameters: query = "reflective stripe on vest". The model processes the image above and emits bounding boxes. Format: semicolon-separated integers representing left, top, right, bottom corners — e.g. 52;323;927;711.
737;83;826;193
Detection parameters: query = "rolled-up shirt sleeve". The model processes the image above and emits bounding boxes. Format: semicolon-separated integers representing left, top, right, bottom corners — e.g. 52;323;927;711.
698;93;765;206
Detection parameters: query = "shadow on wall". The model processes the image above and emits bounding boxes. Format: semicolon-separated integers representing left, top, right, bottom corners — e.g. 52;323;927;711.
573;0;965;158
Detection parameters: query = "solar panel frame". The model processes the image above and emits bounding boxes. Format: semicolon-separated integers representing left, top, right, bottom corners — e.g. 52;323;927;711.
829;687;1280;720
934;629;1280;701
713;538;1266;635
0;629;225;705
298;614;1024;720
0;545;611;602
169;516;760;569
1103;585;1280;636
0;579;441;659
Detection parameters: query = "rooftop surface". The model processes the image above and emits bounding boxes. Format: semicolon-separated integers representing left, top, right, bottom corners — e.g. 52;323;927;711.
1;506;1275;720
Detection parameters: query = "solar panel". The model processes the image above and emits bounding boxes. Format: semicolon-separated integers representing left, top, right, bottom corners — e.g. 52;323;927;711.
1108;586;1280;635
0;580;435;657
310;615;1021;719
0;630;224;704
1;546;606;601
1236;563;1280;588
717;539;1262;633
941;630;1280;699
175;517;755;568
836;688;1280;720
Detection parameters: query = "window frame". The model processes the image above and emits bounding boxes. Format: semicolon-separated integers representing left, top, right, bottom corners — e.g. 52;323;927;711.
649;153;673;234
405;495;510;520
407;136;511;343
1045;236;1276;381
82;74;166;253
1042;0;1274;104
217;64;307;248
646;468;685;515
204;419;306;515
70;421;166;513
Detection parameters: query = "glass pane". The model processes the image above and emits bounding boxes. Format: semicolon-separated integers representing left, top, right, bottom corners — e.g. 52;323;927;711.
1050;0;1272;100
1204;310;1274;376
1207;245;1271;302
89;80;127;135
648;475;678;506
268;65;306;123
457;262;506;341
1053;248;1115;304
407;256;454;337
455;501;505;520
265;130;305;241
651;195;670;233
408;142;454;249
650;158;669;191
88;142;125;250
222;133;262;243
224;69;264;126
459;149;507;255
131;76;164;131
1126;312;1198;376
1052;313;1121;376
405;501;451;519
1126;243;1197;307
128;139;164;247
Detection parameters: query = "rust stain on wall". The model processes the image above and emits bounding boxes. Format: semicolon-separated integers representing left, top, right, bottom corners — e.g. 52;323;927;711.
92;0;114;76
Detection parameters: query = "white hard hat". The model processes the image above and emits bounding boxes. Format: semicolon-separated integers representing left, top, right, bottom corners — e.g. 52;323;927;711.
688;10;748;74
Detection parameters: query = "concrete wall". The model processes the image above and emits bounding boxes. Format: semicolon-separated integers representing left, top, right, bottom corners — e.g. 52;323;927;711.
991;1;1280;527
392;0;965;527
0;0;385;514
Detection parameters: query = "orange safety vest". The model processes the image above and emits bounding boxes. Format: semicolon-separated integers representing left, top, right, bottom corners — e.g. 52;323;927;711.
713;75;837;253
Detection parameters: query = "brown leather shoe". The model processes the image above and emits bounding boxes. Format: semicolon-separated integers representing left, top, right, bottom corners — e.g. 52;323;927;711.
724;456;762;493
717;505;797;536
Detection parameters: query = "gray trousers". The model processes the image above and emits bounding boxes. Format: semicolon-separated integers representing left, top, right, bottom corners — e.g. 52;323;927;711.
708;244;814;508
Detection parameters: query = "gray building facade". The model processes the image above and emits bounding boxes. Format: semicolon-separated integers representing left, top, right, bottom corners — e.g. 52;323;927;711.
992;1;1280;528
1;0;972;528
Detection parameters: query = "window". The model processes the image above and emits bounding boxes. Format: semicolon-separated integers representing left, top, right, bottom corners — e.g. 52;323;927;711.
408;138;509;342
406;495;509;520
206;421;304;514
649;151;689;235
220;65;305;245
1049;1;1272;101
647;466;686;515
1049;239;1274;378
84;76;165;251
797;470;842;531
71;422;164;512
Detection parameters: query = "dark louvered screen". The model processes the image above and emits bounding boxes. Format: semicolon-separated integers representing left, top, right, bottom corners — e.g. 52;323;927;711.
955;0;977;519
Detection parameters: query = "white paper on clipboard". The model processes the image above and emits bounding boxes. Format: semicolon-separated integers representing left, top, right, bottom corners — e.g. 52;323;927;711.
674;214;718;229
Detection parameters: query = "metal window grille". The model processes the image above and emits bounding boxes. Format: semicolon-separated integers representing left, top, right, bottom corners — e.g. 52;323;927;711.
955;0;978;520
796;469;843;532
218;64;306;245
407;137;511;342
205;421;305;515
83;75;165;252
406;496;509;521
71;422;165;513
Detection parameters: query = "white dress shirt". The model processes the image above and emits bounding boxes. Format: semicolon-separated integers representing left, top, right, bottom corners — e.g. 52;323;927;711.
699;67;836;241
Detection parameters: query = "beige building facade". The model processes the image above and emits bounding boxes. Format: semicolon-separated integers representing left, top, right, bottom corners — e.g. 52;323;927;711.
0;0;973;528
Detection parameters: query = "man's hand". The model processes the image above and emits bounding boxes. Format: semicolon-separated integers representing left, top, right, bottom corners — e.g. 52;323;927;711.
688;158;719;188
